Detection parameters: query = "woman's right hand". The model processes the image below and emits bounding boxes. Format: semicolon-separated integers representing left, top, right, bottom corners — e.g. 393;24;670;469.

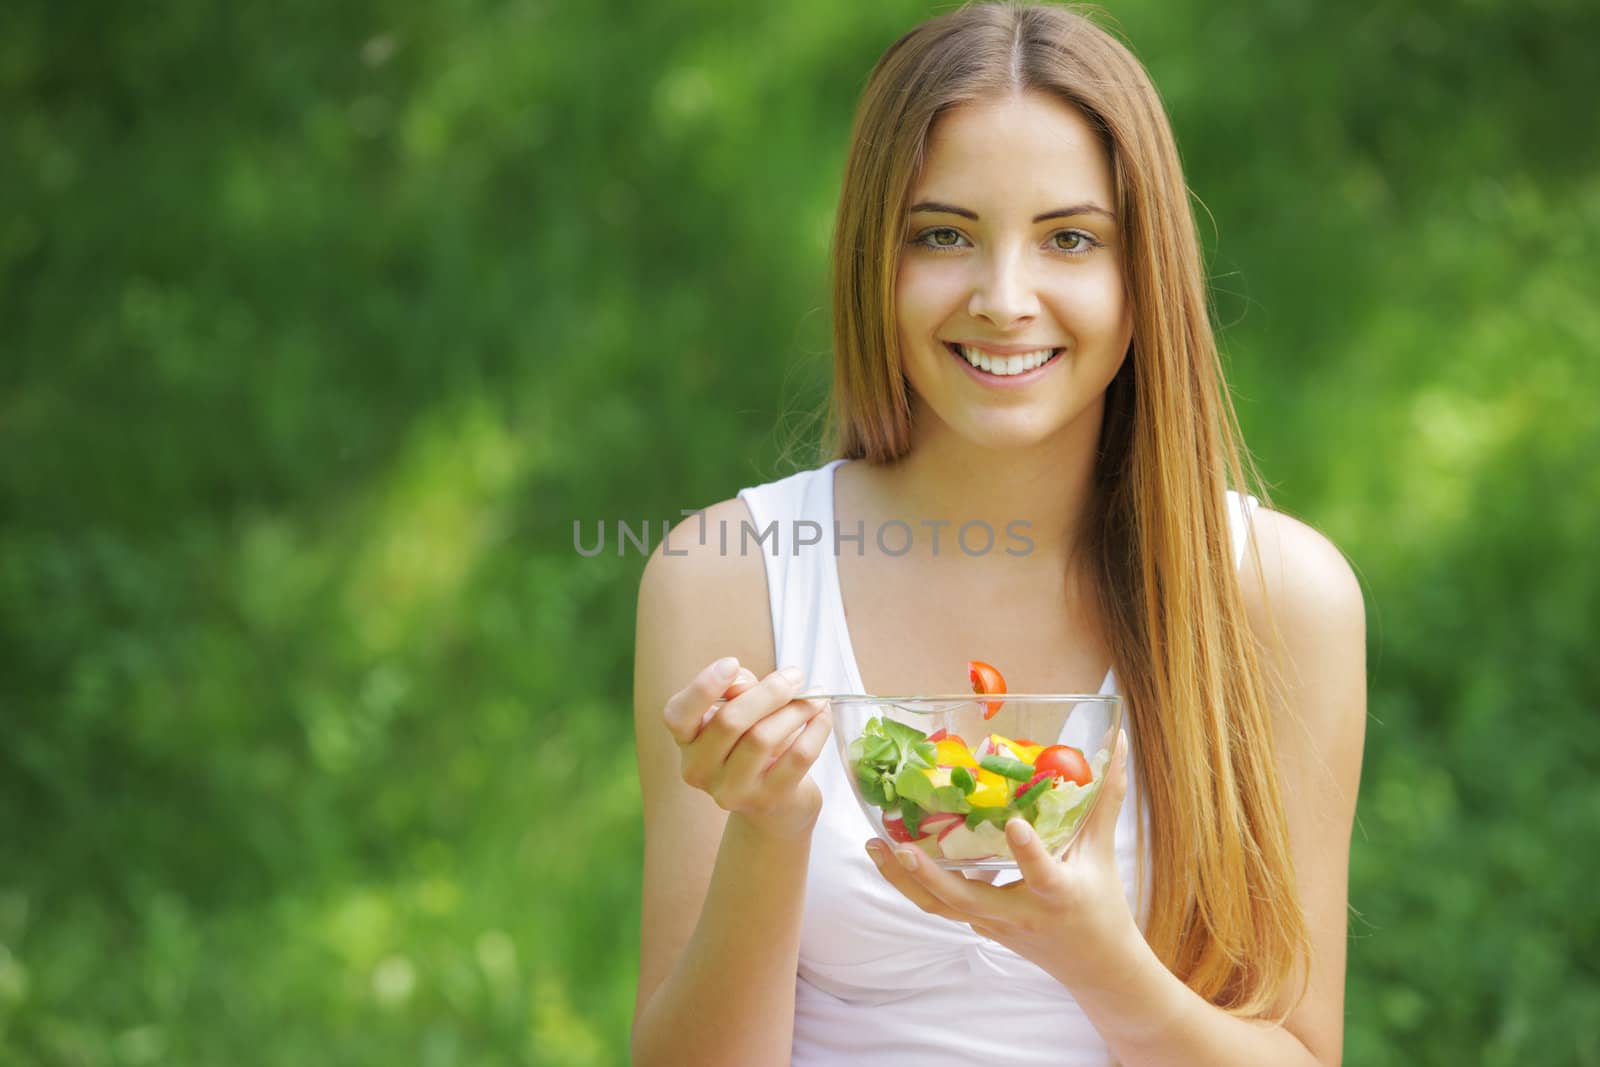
662;658;833;840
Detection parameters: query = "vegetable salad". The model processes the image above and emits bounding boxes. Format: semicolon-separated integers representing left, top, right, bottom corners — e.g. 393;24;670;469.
847;718;1109;862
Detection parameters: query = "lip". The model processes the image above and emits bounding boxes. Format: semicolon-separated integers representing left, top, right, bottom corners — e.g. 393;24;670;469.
945;342;1064;388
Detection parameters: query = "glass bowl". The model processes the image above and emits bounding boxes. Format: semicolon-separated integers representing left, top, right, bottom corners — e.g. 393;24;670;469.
822;694;1122;870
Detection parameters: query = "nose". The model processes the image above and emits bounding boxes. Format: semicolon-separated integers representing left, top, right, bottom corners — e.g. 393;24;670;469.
967;247;1039;329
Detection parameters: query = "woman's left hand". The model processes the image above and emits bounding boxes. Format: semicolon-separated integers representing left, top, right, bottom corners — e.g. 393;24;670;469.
865;730;1139;989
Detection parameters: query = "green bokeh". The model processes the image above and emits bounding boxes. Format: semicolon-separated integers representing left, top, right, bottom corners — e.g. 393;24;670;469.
2;1;1597;1063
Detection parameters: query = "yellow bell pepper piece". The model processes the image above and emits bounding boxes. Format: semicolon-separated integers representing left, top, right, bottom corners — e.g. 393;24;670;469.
1009;741;1044;763
968;766;1011;808
989;733;1043;764
934;739;978;768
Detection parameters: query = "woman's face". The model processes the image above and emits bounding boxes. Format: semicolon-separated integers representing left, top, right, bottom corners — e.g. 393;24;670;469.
896;90;1133;453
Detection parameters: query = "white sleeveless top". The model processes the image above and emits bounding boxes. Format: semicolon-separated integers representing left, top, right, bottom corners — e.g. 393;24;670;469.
736;458;1257;1066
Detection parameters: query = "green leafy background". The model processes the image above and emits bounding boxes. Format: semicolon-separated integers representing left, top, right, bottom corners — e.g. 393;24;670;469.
3;0;1597;1063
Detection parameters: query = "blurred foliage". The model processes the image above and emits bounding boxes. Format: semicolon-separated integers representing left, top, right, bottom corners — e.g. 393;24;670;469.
1;0;1597;1063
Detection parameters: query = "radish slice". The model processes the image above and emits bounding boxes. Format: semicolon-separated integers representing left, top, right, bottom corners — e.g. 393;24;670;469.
918;812;963;836
1019;770;1053;794
881;811;917;844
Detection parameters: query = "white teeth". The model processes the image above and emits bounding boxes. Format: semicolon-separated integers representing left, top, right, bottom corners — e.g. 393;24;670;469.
956;345;1057;376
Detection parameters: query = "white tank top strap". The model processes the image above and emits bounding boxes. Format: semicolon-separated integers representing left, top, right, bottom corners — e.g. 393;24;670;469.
1226;488;1260;570
735;459;851;682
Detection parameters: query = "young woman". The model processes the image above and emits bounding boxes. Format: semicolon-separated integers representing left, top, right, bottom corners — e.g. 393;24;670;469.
631;4;1365;1064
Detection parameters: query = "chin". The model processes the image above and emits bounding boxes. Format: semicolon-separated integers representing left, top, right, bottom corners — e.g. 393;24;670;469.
909;391;1098;453
954;420;1063;452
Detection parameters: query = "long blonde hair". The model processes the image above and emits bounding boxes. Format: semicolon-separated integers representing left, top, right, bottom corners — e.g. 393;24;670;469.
822;1;1308;1017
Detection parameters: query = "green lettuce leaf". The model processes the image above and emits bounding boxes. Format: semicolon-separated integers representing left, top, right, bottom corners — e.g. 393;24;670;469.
849;716;935;813
1032;748;1112;850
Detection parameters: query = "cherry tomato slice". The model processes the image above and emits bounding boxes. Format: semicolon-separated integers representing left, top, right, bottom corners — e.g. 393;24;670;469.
968;660;1007;719
1035;744;1092;786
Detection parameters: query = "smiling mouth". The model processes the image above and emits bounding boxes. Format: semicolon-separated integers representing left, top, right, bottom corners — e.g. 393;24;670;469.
944;342;1063;377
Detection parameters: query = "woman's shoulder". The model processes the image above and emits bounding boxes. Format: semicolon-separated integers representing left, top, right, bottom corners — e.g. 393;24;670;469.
1236;506;1367;743
640;495;772;606
636;495;777;677
1238;506;1364;632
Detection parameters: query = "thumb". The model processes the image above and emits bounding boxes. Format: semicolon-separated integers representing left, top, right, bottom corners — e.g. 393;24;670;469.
1005;815;1062;893
1080;729;1130;862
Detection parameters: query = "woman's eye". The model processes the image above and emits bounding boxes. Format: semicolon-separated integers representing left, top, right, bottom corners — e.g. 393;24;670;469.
1052;230;1098;253
914;227;966;250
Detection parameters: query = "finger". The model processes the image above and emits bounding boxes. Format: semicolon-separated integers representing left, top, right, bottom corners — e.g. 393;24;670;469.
1079;728;1130;861
685;670;813;793
868;839;1006;923
759;704;833;793
759;691;828;770
1005;816;1066;897
701;667;761;729
718;697;828;789
695;666;807;761
763;685;828;747
663;657;741;744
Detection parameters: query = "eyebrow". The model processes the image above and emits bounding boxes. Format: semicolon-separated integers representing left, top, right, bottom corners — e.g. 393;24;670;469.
907;200;1116;222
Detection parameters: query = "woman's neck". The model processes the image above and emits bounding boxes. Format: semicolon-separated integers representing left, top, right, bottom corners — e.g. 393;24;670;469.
864;404;1104;571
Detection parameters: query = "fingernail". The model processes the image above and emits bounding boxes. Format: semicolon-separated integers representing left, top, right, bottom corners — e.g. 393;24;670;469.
894;847;918;871
780;665;804;685
1006;818;1031;846
713;657;738;680
865;842;884;865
